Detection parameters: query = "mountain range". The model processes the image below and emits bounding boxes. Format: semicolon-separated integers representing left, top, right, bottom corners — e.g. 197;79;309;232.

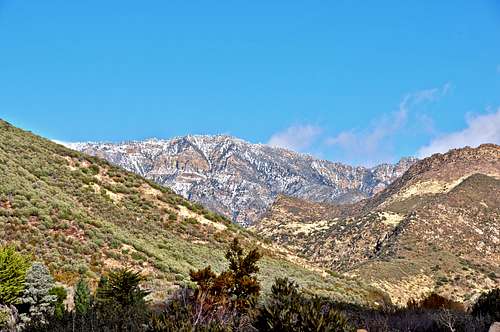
254;144;500;304
1;119;498;307
70;136;417;225
0;119;386;305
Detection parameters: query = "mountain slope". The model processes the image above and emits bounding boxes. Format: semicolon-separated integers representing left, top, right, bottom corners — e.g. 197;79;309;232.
0;120;388;306
254;144;500;304
70;136;416;225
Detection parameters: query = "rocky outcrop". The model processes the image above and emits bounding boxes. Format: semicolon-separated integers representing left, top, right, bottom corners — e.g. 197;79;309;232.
69;135;416;225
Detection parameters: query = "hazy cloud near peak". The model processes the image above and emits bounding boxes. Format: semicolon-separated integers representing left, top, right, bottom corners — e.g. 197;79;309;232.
267;124;322;152
417;109;500;158
399;83;451;110
325;83;451;166
51;139;70;146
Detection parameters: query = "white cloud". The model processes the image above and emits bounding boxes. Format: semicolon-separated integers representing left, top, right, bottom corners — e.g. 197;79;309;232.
51;139;81;149
325;83;450;166
267;124;322;152
51;139;69;146
324;110;406;166
399;83;451;113
417;109;500;158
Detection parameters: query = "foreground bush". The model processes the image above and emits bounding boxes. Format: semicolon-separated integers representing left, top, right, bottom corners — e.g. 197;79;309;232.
23;304;150;332
0;246;31;305
24;268;150;332
2;244;498;332
256;277;353;332
343;292;492;332
151;237;261;331
18;263;58;328
0;304;18;331
96;268;150;308
407;293;464;311
471;288;500;322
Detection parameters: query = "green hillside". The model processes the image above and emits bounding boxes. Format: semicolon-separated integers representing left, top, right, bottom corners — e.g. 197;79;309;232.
0;120;386;306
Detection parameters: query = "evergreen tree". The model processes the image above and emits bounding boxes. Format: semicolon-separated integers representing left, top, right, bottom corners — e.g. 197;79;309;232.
73;278;91;315
48;286;67;320
97;268;150;307
190;237;262;308
94;275;109;305
19;263;57;326
0;246;30;305
226;237;262;308
257;277;353;332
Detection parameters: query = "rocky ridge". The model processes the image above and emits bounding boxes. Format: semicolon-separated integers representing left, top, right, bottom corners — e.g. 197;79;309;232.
70;135;416;225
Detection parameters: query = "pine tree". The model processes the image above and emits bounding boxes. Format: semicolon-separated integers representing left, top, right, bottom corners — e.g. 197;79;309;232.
190;237;262;310
225;237;262;308
97;268;150;307
0;246;30;305
74;278;91;315
19;263;57;326
257;277;354;332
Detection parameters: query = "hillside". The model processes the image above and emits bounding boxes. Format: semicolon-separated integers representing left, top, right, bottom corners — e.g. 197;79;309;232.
254;144;500;305
0;120;390;306
70;136;416;225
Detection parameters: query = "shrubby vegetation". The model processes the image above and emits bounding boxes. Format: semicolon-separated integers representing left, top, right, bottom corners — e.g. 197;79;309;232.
0;242;498;331
0;120;498;331
0;119;363;302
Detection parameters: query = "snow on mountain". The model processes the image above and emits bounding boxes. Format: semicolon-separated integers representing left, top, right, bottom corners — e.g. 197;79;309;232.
70;135;417;225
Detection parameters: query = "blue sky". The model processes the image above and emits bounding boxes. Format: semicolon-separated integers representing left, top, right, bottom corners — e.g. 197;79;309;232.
1;1;499;166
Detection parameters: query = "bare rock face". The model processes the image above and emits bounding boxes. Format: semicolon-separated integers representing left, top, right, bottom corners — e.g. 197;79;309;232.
69;135;416;225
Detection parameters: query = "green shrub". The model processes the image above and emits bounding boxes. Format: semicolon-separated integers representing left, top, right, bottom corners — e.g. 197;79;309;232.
0;246;31;304
74;278;91;315
96;268;150;307
19;263;58;327
190;237;262;311
257;277;353;332
48;286;67;319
